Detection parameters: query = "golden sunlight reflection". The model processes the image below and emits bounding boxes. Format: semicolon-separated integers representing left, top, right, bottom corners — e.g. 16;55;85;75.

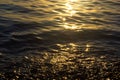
85;44;91;52
50;43;78;64
22;43;108;74
50;43;98;70
63;22;82;30
60;0;80;30
69;0;78;2
65;2;77;16
56;43;78;52
54;0;103;30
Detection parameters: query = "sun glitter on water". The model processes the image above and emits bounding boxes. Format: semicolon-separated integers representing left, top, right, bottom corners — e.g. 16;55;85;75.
69;0;78;2
61;0;81;30
56;0;103;31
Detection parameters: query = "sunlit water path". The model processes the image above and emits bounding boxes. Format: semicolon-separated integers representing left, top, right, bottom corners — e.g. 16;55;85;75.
0;0;120;79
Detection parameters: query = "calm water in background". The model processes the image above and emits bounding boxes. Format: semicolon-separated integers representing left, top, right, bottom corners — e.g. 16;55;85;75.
0;0;120;79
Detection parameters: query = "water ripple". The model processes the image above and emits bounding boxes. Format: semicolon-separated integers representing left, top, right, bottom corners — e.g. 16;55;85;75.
0;0;120;79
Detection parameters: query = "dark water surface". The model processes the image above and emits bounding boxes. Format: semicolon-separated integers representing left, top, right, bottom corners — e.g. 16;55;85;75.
0;0;120;80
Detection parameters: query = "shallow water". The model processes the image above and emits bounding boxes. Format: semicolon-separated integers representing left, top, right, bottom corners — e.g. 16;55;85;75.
0;0;120;80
